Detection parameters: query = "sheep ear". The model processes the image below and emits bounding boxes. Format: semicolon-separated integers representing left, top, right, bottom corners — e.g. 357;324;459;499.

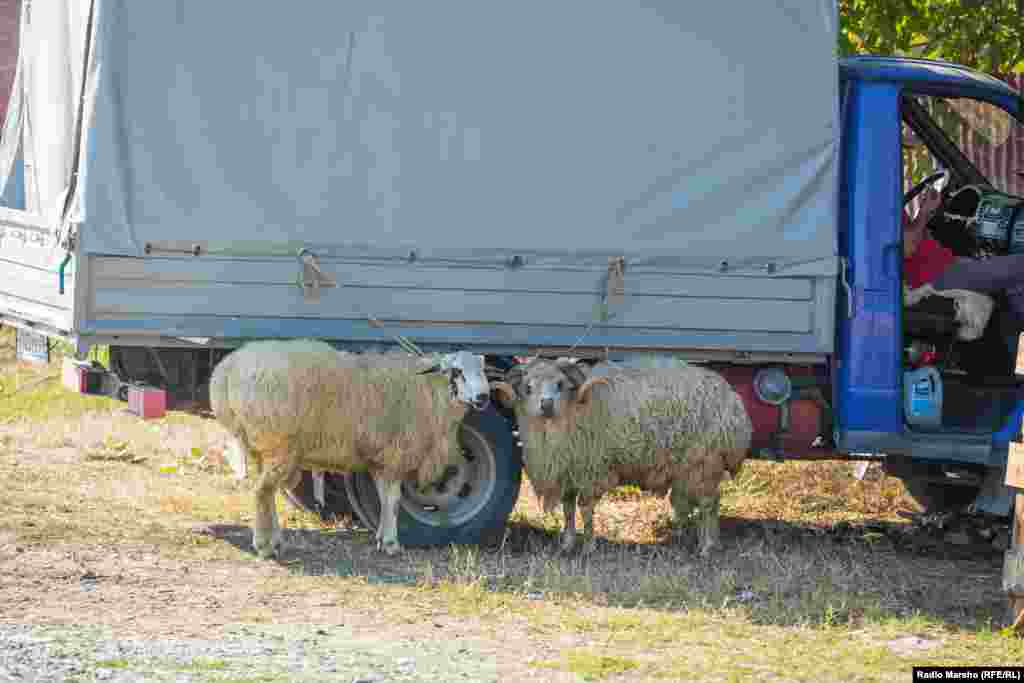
575;377;608;405
492;381;518;409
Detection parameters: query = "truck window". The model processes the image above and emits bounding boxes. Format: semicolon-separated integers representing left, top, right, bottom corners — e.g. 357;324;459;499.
908;94;1023;197
902;122;943;193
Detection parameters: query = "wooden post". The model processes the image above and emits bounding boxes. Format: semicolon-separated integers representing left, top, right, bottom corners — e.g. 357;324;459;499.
1006;442;1024;634
1007;493;1024;634
1005;345;1024;633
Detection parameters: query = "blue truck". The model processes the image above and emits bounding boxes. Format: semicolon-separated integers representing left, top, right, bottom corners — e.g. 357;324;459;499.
0;2;1021;618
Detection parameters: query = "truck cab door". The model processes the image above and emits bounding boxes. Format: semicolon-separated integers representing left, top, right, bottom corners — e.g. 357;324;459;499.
834;81;906;452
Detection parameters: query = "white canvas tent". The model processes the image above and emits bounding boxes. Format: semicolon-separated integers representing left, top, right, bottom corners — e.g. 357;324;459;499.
0;0;840;357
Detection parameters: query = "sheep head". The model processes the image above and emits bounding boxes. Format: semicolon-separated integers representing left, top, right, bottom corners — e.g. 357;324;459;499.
421;351;490;410
496;358;606;419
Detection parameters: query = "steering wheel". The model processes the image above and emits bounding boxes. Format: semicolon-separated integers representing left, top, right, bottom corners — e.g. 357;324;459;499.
903;170;949;206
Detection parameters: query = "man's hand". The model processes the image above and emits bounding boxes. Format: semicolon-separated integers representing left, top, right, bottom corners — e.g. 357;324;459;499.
904;187;943;259
917;186;943;221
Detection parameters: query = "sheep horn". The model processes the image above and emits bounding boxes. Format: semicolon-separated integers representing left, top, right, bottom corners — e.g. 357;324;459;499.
492;381;518;409
505;366;526;392
575;377;609;405
557;360;587;389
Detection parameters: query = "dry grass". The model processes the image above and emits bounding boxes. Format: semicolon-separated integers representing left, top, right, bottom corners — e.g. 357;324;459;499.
1;326;1022;682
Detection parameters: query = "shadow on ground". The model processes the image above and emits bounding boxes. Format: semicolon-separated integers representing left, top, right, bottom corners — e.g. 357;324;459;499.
191;510;1013;632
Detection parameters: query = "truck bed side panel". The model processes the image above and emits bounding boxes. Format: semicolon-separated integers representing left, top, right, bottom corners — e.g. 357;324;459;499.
82;254;835;358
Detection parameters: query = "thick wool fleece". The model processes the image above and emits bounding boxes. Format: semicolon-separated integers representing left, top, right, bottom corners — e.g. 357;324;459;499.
209;339;466;484
519;366;752;513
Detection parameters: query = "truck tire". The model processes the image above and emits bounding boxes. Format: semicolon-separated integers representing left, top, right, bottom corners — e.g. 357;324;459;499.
344;409;523;547
282;470;357;523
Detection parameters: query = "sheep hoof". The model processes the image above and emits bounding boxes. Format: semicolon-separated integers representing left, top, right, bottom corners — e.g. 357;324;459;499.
254;540;278;560
377;538;403;556
697;534;720;558
557;533;578;555
698;543;718;558
253;531;285;560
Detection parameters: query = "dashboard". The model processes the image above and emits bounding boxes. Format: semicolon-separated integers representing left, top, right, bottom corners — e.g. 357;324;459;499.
933;187;1024;259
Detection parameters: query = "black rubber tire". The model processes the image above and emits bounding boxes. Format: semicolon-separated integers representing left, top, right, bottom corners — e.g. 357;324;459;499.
282;470;358;524
345;409;522;547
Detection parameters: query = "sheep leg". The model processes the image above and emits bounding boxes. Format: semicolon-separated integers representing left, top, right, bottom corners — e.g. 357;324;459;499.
252;458;298;559
695;495;721;557
670;484;721;557
373;476;404;556
225;437;249;480
669;483;698;548
559;492;577;552
579;498;598;555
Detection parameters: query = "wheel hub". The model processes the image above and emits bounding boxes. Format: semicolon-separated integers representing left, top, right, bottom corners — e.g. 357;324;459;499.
402;452;474;512
343;417;505;533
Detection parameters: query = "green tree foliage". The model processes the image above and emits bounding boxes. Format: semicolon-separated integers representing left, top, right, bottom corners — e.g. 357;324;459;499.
839;0;1024;74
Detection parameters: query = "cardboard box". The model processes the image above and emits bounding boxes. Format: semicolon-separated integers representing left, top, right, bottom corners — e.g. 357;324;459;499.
127;384;166;419
1008;441;1024;490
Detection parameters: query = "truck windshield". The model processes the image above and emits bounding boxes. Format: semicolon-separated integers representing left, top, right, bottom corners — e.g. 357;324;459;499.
909;94;1024;197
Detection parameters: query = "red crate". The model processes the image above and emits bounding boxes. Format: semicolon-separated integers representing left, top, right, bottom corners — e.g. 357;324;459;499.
61;358;103;394
127;384;166;419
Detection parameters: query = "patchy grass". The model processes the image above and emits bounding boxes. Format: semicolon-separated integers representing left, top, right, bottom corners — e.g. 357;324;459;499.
94;658;131;669
0;326;117;422
90;655;254;680
0;362;117;422
175;657;230;672
1;326;1021;681
533;651;640;680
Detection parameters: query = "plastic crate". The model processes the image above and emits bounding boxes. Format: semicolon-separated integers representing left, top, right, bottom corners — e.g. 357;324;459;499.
61;358;104;394
127;384;166;419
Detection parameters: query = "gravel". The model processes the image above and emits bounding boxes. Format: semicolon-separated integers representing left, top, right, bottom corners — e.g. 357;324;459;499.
0;623;504;682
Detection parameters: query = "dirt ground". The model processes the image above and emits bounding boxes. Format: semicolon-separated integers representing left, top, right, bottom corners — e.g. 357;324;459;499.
1;349;1022;681
0;423;585;682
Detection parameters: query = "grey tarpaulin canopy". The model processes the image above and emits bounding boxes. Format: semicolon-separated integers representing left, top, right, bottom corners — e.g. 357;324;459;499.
0;0;839;275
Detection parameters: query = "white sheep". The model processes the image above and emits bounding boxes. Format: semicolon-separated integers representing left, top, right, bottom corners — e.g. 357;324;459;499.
494;358;752;556
209;339;488;558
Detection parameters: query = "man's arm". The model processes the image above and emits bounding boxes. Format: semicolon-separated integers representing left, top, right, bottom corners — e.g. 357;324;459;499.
908;186;943;233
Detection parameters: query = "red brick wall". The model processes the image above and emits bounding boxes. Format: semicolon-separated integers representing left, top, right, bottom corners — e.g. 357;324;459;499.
992;74;1023;196
958;74;1024;196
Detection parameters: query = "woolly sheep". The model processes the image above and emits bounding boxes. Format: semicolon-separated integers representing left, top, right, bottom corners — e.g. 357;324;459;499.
494;359;752;556
274;348;490;512
347;348;490;403
209;339;487;558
